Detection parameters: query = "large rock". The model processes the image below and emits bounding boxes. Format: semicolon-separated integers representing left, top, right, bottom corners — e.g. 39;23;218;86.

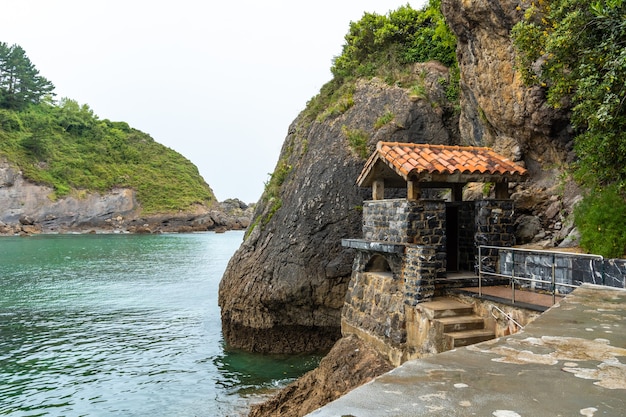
440;0;584;247
219;67;459;353
220;0;583;358
248;334;392;417
441;0;572;173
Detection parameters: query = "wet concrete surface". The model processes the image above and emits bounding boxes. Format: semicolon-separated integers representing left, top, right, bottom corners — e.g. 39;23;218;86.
307;284;626;417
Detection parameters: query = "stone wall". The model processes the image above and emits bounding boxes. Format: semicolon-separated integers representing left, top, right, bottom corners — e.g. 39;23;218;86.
341;198;523;364
341;242;439;364
600;259;626;289
362;199;443;243
363;199;446;275
403;246;437;305
342;248;411;349
342;248;409;364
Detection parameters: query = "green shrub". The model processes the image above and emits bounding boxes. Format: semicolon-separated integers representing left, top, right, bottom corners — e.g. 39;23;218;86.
0;109;23;131
20;134;50;158
574;186;626;258
303;0;459;123
263;160;292;203
512;0;626;191
331;1;457;82
374;111;395;129
342;126;369;159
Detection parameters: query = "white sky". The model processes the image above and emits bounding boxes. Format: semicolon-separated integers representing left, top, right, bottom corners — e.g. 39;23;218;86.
1;0;425;203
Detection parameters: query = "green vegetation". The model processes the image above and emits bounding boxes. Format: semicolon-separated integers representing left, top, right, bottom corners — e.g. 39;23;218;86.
0;43;55;110
254;0;458;238
342;125;370;159
374;110;395;129
0;44;214;214
512;0;626;257
331;1;456;82
409;82;428;101
303;0;458;123
574;185;626;258
263;160;292;204
245;159;292;239
315;83;355;123
442;65;460;103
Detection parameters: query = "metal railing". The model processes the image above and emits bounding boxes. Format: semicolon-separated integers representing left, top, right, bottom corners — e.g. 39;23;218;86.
477;245;604;306
490;304;524;331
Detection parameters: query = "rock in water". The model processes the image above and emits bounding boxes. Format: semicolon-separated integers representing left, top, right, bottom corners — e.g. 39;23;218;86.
248;335;393;417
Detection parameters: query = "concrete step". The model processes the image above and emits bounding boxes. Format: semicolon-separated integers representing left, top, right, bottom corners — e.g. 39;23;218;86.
436;315;485;332
446;329;496;348
418;298;475;319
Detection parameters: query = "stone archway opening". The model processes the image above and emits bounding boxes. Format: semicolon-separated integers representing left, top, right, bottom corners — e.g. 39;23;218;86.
365;254;392;273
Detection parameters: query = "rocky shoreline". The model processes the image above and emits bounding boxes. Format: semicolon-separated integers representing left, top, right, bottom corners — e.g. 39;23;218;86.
0;159;254;236
248;335;393;417
0;199;254;236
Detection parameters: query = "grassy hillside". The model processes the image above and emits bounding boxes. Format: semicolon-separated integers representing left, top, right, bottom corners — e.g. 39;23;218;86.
0;99;215;214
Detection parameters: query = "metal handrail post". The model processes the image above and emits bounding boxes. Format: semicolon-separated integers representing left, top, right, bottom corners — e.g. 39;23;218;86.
478;246;482;296
552;254;556;305
511;250;515;304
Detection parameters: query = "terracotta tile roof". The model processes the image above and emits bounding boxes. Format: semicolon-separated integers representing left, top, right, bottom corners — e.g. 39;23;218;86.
357;142;528;186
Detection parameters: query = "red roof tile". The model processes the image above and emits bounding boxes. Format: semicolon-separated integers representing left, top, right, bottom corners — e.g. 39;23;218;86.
357;142;528;187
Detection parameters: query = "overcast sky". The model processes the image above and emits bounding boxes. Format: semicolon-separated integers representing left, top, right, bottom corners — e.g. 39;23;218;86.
1;0;425;203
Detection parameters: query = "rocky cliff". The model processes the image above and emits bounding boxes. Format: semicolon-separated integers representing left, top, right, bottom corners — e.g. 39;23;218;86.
0;159;253;234
220;0;583;414
219;64;459;354
442;0;582;246
248;334;393;417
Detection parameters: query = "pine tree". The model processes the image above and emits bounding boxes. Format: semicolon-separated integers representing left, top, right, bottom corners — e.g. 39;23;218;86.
0;42;55;110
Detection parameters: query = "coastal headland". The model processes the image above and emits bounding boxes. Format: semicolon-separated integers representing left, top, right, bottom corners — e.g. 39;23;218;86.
0;160;253;235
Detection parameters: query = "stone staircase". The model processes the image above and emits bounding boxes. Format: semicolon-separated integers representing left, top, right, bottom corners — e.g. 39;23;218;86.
418;298;495;350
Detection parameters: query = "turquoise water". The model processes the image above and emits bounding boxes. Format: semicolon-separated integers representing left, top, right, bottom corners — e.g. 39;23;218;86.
0;232;319;416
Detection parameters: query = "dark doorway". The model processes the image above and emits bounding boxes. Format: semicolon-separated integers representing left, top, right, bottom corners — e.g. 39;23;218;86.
446;205;459;272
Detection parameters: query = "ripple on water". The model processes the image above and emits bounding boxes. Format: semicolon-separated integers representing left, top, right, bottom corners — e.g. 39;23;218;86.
0;233;319;417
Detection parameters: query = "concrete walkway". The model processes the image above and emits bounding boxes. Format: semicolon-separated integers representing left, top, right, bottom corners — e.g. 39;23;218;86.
308;284;626;417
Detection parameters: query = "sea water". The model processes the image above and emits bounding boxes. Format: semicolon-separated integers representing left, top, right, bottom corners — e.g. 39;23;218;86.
0;232;320;416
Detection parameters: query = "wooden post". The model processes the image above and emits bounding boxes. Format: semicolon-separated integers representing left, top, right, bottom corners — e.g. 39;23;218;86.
495;181;509;199
373;179;385;200
451;184;463;202
407;180;421;201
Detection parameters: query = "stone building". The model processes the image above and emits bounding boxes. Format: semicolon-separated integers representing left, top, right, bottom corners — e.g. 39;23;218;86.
341;141;528;362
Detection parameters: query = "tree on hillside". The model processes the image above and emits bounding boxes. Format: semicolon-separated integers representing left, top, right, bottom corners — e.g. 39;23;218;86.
0;43;55;110
512;0;626;257
303;1;458;124
331;0;457;81
512;0;626;190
